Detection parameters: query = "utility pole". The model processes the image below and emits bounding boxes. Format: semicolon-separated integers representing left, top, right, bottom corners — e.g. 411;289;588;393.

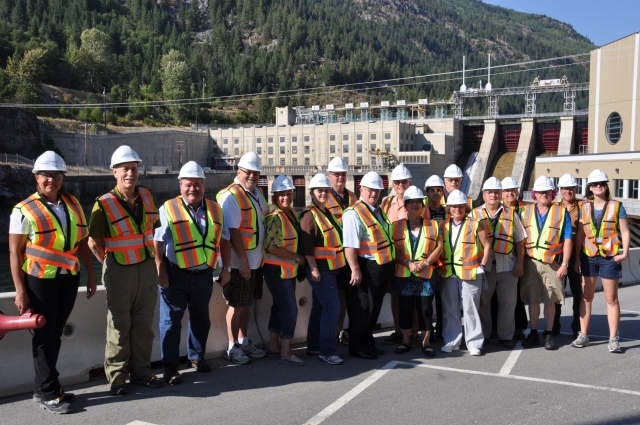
84;118;88;166
177;140;185;169
103;87;107;130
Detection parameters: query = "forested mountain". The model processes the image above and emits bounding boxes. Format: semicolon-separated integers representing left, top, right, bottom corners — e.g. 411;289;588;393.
0;0;595;124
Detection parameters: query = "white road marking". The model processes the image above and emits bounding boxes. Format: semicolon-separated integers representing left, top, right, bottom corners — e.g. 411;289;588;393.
126;422;158;425
621;309;640;314
498;344;524;375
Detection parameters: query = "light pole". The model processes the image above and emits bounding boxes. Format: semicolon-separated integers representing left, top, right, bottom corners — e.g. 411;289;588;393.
103;87;106;130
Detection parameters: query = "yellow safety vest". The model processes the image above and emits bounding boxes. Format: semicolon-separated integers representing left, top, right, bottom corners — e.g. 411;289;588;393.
301;205;346;271
326;189;357;222
580;200;621;257
217;182;266;250
471;205;515;254
15;193;88;279
439;218;483;280
392;218;439;279
263;209;300;279
345;201;394;265
521;203;566;264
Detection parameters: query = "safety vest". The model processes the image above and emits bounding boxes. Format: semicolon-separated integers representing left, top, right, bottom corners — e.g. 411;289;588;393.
580;200;621;257
521;203;566;264
326;189;357;222
302;205;346;270
345;201;394;265
165;197;223;269
15;193;88;278
439;218;483;280
263;209;300;278
98;186;158;265
392;218;439;279
471;205;515;254
216;182;266;250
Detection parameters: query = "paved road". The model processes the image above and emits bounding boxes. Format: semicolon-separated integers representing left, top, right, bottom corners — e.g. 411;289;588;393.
2;284;640;425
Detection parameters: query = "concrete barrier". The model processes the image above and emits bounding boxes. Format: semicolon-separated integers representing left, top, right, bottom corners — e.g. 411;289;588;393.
467;120;498;201
556;117;575;156
512;118;535;191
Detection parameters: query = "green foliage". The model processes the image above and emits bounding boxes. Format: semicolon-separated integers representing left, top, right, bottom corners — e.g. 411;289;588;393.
5;47;48;103
40;134;64;157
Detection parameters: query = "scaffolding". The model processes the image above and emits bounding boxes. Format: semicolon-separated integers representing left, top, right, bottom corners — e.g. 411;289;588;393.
370;149;395;171
563;90;576;115
488;95;499;118
525;92;536;117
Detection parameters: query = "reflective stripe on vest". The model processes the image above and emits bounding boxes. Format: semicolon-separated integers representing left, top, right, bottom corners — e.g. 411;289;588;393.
99;186;158;265
165;197;223;269
521;203;565;264
304;205;346;270
471;205;515;254
262;209;299;279
326;190;357;222
580;200;621;257
439;218;482;280
16;193;88;278
216;183;265;250
346;201;394;265
392;218;439;279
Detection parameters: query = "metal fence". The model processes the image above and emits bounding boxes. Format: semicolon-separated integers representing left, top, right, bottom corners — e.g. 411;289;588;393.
0;154;34;166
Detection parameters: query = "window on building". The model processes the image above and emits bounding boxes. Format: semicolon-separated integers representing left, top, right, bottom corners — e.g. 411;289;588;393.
330;135;336;141
234;138;239;144
304;136;310;142
606;112;623;144
385;133;391;140
343;134;349;141
268;147;273;154
292;158;298;166
357;144;362;153
234;148;239;155
292;136;297;143
343;145;349;153
576;178;584;195
257;147;262;154
356;157;362;165
223;138;228;144
280;146;285;154
268;137;274;143
632;180;639;199
305;157;310;165
256;137;262;144
280;136;285;143
370;143;376;150
385;143;391;151
268;158;273;165
292;146;297;154
280;158;285;166
356;134;363;141
223;148;228;155
343;158;349;165
411;135;414;141
615;179;624;198
370;134;377;140
304;146;310;154
330;145;336;153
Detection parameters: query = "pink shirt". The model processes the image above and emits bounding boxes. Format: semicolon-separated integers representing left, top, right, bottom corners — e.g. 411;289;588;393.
385;195;408;223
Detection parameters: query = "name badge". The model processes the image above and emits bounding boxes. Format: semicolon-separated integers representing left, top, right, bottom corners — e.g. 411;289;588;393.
595;237;604;244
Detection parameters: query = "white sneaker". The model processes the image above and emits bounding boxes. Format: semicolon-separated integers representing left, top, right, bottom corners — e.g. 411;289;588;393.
224;344;251;364
469;348;481;356
242;339;267;359
608;336;622;353
571;332;590;348
441;344;460;353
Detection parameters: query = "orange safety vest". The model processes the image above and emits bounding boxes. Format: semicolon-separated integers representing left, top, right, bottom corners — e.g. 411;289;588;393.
521;203;566;264
16;193;88;278
326;189;357;222
99;186;158;265
302;205;346;270
392;218;439;279
346;201;394;265
439;218;483;280
471;205;516;254
580;200;621;257
216;182;266;250
263;209;300;279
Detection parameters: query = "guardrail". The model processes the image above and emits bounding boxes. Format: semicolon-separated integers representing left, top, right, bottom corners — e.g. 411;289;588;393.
0;153;34;166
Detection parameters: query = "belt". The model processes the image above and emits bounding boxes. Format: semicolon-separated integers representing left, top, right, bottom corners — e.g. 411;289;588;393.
164;258;210;275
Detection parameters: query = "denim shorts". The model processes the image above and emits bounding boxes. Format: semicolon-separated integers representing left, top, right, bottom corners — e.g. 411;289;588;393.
580;253;622;280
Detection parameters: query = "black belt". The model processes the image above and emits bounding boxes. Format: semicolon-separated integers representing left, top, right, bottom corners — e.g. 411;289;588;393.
164;258;210;275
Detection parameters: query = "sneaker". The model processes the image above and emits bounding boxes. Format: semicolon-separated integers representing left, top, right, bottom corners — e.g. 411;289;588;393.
131;373;163;388
33;388;76;403
191;358;211;372
440;344;460;353
319;355;344;365
242;340;267;359
521;331;540;348
513;329;526;341
544;334;557;350
383;332;403;345
571;332;590;348
278;355;306;366
499;339;516;349
109;378;129;395
608;336;622;353
225;344;251;364
469;348;481;356
40;397;73;414
339;330;350;346
163;364;182;385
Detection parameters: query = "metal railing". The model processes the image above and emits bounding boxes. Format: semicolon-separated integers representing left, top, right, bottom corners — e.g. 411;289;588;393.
0;154;34;166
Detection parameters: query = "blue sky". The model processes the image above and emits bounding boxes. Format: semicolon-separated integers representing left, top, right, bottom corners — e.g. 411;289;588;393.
482;0;640;47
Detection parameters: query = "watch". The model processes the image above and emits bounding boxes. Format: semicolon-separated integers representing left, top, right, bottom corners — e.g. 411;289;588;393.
561;263;569;268
223;266;232;272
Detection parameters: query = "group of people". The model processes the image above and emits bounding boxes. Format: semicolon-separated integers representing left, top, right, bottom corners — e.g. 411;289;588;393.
9;147;630;415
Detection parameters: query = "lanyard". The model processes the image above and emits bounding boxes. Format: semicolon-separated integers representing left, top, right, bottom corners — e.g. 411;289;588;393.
590;201;609;236
184;199;208;236
406;219;423;261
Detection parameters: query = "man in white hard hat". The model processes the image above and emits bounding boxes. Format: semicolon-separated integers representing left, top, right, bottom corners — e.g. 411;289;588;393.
88;145;162;395
554;173;583;338
216;152;269;364
472;177;526;349
520;176;573;351
342;171;395;359
442;164;472;207
153;161;232;385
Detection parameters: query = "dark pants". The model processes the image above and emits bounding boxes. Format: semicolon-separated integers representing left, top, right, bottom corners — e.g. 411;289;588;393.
264;264;298;340
344;257;393;355
159;261;214;365
307;266;341;357
26;272;80;399
398;294;434;331
554;256;582;334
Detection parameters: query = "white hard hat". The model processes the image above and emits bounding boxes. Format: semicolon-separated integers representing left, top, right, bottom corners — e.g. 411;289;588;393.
587;169;610;184
557;173;578;188
33;151;67;173
424;175;445;189
446;190;468;206
403;186;424;201
327;157;348;172
237;151;263;172
482;177;502;191
501;177;519;190
309;173;331;189
110;145;142;168
443;164;463;178
178;161;205;179
533;176;555;192
391;163;412;180
272;175;294;193
360;171;384;190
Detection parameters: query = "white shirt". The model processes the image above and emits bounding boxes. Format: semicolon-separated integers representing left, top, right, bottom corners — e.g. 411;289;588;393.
218;178;268;270
342;199;389;261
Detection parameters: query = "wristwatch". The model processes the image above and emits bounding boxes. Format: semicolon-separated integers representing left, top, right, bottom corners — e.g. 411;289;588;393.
223;266;232;272
561;263;569;268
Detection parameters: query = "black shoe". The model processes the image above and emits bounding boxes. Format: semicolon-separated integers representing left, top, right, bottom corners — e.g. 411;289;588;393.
521;331;540;348
110;378;129;395
544;334;557;350
131;373;163;388
40;397;73;414
306;350;320;356
191;358;211;373
369;346;384;356
33;388;76;403
163;364;182;385
499;339;516;349
350;351;377;359
513;329;526;341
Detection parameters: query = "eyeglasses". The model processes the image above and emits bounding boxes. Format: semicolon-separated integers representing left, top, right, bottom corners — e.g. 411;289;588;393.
537;190;552;196
330;172;347;178
239;168;260;176
393;179;409;185
314;188;330;194
405;200;423;206
37;172;64;181
589;182;607;187
361;187;381;193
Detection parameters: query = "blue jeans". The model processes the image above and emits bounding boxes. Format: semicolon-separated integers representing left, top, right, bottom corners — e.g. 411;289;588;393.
263;264;298;339
307;266;341;357
159;261;214;365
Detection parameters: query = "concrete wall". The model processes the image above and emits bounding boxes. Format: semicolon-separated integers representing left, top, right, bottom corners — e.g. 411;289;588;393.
512;119;536;192
557;117;575;156
467;120;498;200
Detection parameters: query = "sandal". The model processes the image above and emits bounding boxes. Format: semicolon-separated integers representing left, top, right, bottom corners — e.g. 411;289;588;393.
394;343;411;354
422;346;436;358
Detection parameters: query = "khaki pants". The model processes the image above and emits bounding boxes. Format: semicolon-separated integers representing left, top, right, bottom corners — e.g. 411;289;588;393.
103;255;158;383
479;268;518;341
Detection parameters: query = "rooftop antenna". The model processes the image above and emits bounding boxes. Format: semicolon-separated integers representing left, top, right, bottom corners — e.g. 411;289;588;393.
485;53;492;91
460;56;467;92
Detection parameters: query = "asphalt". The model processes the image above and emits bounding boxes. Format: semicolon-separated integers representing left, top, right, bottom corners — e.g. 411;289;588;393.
2;283;640;425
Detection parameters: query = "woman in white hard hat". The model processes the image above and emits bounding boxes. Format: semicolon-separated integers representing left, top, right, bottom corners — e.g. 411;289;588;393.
391;186;443;357
438;190;492;355
573;169;630;353
263;175;306;366
299;173;346;365
9;151;97;414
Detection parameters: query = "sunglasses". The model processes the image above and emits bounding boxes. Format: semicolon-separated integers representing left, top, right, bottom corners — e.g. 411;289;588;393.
589;182;607;187
393;179;409;185
239;168;260;176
